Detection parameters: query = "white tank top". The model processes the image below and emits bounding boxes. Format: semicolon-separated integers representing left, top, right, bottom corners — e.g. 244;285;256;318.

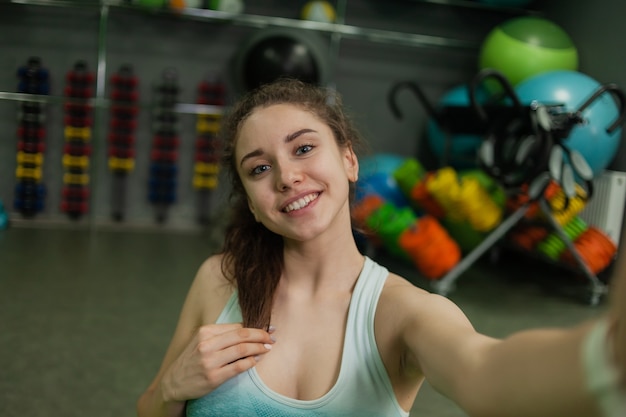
185;256;409;417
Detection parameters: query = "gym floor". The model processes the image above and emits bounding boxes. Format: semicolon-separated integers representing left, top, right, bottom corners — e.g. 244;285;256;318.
0;225;608;417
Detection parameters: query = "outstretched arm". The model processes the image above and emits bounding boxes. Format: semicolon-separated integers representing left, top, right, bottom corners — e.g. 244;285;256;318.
394;275;624;417
610;251;626;386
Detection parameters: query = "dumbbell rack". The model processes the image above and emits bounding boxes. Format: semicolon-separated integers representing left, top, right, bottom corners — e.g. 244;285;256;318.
388;69;624;306
430;179;609;306
194;75;225;225
108;64;140;222
14;57;49;218
148;68;181;224
61;60;94;220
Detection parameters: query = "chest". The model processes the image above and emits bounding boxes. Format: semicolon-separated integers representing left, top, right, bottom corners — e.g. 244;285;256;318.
254;299;350;401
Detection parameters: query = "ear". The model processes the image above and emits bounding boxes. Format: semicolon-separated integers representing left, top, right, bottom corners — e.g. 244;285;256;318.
343;145;359;183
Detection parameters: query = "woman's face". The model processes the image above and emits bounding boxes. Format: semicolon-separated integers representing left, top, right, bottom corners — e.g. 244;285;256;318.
235;103;359;242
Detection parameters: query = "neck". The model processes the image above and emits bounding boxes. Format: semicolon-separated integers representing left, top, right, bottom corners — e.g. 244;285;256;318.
281;230;364;296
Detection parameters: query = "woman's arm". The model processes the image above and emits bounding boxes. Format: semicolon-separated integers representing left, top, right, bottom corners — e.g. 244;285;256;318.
395;283;607;417
610;251;626;388
136;256;275;417
597;251;626;417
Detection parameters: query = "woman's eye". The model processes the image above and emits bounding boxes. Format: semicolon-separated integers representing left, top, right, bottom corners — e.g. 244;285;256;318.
296;144;313;155
251;165;270;175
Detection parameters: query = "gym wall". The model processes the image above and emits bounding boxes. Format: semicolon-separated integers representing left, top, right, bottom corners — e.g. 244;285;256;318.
539;0;626;172
1;1;621;231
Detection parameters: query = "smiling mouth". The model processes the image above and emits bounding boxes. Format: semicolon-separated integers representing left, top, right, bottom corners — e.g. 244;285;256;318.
282;193;320;213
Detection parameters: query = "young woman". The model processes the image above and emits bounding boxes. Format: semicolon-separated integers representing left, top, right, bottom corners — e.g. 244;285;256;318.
137;78;625;417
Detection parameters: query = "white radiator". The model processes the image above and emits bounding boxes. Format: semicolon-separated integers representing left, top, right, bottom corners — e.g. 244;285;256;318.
578;170;626;246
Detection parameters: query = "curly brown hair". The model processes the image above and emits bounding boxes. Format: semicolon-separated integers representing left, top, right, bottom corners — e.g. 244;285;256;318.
219;78;366;329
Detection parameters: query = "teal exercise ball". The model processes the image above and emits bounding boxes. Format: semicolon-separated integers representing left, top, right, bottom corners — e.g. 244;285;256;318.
427;84;491;170
479;17;578;87
515;70;623;177
356;154;410;208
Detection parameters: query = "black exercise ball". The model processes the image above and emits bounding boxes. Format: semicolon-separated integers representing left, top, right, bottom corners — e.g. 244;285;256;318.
243;35;320;92
232;28;329;94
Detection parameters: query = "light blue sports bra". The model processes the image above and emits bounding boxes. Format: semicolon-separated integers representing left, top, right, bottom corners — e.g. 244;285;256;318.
185;256;409;417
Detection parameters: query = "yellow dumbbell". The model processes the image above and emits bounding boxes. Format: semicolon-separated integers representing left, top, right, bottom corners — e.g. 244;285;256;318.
64;126;92;141
108;157;135;172
62;154;90;169
196;119;221;134
17;151;44;165
194;162;220;175
198;113;222;122
16;166;42;180
63;172;90;185
193;174;218;189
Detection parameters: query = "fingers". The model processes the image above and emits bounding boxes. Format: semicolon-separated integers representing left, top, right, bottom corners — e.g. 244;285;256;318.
201;329;274;361
196;322;244;339
210;343;273;382
195;323;276;372
160;323;276;401
198;324;275;352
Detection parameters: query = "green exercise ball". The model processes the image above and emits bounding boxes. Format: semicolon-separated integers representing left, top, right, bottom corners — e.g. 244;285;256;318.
479;16;578;86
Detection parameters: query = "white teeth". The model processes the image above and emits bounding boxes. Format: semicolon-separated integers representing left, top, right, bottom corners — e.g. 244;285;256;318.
284;193;319;213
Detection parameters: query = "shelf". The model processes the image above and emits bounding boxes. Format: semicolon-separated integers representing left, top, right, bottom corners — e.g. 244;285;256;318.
0;0;545;231
2;0;538;110
0;92;224;116
10;0;101;8
1;0;495;114
10;0;489;50
160;6;480;50
412;0;541;15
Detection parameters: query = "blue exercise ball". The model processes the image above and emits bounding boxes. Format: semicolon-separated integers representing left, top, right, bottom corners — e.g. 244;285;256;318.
515;70;623;177
356;154;410;207
427;84;492;170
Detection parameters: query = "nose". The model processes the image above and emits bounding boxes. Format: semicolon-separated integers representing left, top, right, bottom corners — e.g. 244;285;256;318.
274;160;303;191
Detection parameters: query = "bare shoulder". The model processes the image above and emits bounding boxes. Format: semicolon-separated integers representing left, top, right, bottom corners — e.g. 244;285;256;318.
378;272;474;331
376;272;479;377
194;254;231;292
379;272;442;310
373;272;472;385
135;254;236;395
186;253;236;325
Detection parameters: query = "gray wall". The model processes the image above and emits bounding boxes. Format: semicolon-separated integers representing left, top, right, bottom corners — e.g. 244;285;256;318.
541;0;626;171
0;0;622;230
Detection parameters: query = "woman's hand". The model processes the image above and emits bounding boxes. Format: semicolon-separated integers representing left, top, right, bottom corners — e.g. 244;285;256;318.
160;323;275;402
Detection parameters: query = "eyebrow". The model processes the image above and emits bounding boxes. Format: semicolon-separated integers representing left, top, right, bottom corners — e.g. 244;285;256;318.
239;128;317;167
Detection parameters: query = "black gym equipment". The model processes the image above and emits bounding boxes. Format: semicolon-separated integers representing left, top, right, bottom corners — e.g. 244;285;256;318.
231;27;330;95
388;68;626;305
